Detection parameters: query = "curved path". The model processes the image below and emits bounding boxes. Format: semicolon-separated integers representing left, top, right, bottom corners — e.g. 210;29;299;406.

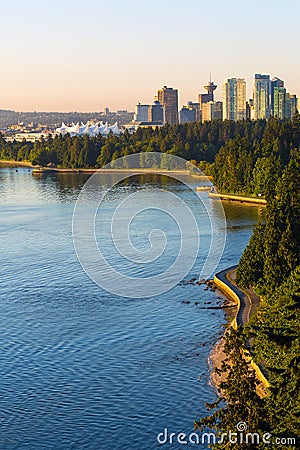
212;265;269;395
215;265;260;326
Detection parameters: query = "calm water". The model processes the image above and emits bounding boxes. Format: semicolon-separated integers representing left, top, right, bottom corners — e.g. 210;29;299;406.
0;167;262;449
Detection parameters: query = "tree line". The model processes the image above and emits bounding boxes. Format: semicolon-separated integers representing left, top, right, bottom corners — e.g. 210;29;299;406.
196;155;300;448
1;117;300;198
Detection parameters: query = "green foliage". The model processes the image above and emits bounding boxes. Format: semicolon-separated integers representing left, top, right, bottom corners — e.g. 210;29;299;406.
201;148;300;448
1;119;299;186
236;222;266;289
195;328;267;449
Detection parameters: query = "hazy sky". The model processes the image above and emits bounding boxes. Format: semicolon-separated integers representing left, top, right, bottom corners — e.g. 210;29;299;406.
1;0;299;112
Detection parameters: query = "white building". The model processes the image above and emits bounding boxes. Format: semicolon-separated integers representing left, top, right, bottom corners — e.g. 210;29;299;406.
55;121;121;136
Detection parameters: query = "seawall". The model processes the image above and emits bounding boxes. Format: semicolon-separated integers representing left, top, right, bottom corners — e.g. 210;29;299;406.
209;192;267;205
213;266;269;396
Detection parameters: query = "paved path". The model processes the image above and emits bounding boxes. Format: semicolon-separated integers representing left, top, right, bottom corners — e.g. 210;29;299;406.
215;265;260;326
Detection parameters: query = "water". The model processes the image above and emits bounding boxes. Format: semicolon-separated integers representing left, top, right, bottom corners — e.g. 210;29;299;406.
0;167;262;449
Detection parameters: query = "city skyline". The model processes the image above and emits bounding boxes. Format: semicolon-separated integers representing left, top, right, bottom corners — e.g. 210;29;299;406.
0;0;299;112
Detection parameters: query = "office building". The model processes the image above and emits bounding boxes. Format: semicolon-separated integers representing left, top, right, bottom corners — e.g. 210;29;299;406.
134;103;150;122
223;78;246;121
157;86;179;125
187;101;201;121
179;105;197;123
253;74;271;119
289;94;298;118
273;86;289;119
148;101;164;124
271;77;284;114
201;101;223;122
179;101;201;123
246;99;254;120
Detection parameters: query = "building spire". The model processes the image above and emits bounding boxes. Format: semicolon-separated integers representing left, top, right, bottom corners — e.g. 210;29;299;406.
204;77;217;98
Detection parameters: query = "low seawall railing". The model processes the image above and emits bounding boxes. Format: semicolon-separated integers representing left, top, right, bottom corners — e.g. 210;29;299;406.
213;269;270;391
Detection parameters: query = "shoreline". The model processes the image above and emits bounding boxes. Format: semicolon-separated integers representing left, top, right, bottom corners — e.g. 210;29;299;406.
209;192;267;205
0;161;191;175
209;266;269;398
0;160;36;168
0;160;211;177
31;167;192;174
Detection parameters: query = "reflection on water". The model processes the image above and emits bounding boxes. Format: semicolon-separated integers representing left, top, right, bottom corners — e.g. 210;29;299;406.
0;167;261;450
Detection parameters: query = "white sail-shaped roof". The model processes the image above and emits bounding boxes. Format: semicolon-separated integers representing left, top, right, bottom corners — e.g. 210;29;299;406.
55;121;121;137
88;124;98;136
108;121;120;135
79;123;89;135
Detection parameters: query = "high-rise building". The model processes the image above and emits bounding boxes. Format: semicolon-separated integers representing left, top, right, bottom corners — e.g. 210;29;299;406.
223;78;246;121
271;77;284;115
201;101;223;122
253;74;271;119
246;99;254;120
179;101;201;123
148;101;164;124
157;86;179;125
273;86;288;119
289;94;298;118
187;101;201;121
198;79;217;108
179;105;197;123
134;103;150;122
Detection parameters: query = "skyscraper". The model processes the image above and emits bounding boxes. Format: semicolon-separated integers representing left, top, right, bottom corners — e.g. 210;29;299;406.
289;94;298;118
179;105;197;123
148;101;164;124
223;78;246;121
273;86;288;119
157;86;179;125
253;74;271;119
134;103;150;122
198;78;217;108
201;101;223;122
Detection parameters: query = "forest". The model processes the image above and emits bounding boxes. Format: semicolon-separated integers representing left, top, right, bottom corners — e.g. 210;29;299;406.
196;154;300;448
1;116;300;199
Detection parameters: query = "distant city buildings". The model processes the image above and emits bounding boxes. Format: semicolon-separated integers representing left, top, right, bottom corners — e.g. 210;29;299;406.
2;73;298;140
252;74;298;120
148;101;164;124
129;74;298;130
289;94;298;118
157;86;179;125
253;74;272;119
134;103;150;122
198;79;217;109
130;86;178;127
179;102;200;123
179;104;197;123
223;78;246;121
202;101;223;122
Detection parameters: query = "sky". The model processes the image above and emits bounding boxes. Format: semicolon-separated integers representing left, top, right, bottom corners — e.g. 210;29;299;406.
0;0;299;112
